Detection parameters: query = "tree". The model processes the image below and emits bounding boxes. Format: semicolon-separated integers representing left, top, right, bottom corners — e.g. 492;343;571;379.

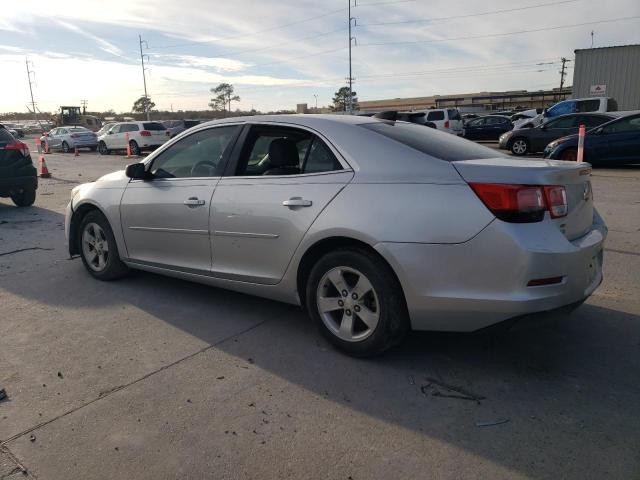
209;83;240;116
331;86;358;112
132;96;155;114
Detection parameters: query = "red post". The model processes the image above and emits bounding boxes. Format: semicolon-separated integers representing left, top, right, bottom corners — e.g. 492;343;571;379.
577;124;586;163
125;132;131;158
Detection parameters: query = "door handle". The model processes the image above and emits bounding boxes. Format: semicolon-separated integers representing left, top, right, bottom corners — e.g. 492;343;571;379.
184;197;205;207
282;197;312;207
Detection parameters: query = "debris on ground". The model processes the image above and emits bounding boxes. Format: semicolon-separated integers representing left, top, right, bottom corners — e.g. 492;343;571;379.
476;418;510;427
29;435;36;442
57;372;63;379
216;376;225;380
0;388;7;402
420;377;486;404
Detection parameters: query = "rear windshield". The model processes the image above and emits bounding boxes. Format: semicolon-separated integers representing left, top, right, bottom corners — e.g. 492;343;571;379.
0;127;15;145
143;122;166;131
68;126;89;132
448;109;461;121
361;122;499;161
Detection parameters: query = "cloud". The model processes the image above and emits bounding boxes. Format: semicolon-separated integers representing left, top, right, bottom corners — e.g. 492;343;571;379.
55;20;124;58
155;54;250;72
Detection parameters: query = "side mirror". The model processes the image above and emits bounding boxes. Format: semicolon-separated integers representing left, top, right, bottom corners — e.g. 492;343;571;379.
125;162;148;180
593;127;603;135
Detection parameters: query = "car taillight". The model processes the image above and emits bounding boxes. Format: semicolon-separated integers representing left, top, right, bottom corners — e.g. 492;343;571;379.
444;120;450;129
140;130;151;136
469;183;567;223
4;141;29;156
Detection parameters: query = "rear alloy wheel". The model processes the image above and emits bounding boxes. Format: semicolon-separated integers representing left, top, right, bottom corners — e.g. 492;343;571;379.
62;141;70;153
129;140;140;156
11;187;36;207
510;138;529;156
98;141;110;155
306;248;409;357
78;210;129;280
561;148;578;162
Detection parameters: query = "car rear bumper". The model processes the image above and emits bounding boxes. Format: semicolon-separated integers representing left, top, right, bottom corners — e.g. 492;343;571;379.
70;140;98;148
0;173;38;194
376;210;607;332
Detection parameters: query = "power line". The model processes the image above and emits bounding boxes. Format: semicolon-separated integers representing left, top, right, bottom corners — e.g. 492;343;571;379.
358;16;640;47
358;0;583;27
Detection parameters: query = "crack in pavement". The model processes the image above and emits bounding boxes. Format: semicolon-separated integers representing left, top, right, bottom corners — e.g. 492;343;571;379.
0;317;271;446
0;445;32;479
0;248;54;258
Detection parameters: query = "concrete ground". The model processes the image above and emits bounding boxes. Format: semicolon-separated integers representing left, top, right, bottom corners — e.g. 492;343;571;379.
1;140;639;479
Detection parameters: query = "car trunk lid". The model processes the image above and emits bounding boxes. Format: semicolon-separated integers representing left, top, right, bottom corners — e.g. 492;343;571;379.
452;157;594;240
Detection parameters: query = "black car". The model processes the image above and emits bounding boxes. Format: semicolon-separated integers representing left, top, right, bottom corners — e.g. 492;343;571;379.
499;113;615;156
544;113;640;166
0;124;37;207
462;115;513;140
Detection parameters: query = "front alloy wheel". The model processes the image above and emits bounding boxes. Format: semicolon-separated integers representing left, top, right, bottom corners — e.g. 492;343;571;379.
78;210;129;280
511;138;528;156
317;267;380;342
82;222;109;272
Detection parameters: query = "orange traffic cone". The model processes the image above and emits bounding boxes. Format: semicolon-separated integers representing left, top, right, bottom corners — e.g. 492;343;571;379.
125;132;132;158
74;146;79;157
39;155;51;178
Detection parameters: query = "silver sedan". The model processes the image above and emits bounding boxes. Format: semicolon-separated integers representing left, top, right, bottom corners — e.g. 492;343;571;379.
65;115;607;356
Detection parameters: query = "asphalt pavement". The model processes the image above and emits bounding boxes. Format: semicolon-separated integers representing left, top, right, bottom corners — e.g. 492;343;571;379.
0;141;639;479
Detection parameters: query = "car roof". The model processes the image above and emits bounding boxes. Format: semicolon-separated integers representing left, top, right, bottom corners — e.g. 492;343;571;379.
196;114;382;130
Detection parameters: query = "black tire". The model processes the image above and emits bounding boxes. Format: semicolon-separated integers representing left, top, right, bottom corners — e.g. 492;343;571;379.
98;141;110;155
510;137;529;156
129;140;140;156
62;141;70;153
305;247;409;357
77;210;129;281
560;148;578;162
11;187;36;207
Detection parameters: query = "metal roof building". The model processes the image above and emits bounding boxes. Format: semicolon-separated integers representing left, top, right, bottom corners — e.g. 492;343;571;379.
572;44;640;111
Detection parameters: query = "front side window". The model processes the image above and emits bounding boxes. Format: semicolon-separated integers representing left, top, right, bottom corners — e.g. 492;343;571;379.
485;117;506;125
547;116;576;129
580;115;610;128
235;126;342;176
150;126;238;178
602;115;640;134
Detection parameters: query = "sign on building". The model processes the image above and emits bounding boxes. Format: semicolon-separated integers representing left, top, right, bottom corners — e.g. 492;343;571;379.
589;84;607;96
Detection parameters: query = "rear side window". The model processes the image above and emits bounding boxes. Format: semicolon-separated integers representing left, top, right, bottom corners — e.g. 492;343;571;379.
576;99;601;113
447;109;461;121
122;124;139;132
426;111;445;121
302;139;342;173
361;122;498;161
143;122;166;131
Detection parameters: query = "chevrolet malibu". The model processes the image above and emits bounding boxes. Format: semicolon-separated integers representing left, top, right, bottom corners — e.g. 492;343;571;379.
65;115;607;356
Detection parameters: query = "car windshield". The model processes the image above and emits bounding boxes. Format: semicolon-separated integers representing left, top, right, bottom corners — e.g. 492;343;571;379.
68;126;89;132
143;122;166;131
361;122;499;161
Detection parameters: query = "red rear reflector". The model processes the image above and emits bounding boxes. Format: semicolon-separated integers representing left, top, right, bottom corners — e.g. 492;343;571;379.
140;130;152;136
527;276;564;287
470;183;567;223
444;120;450;128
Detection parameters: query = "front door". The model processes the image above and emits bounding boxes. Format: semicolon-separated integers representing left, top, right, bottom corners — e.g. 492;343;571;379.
210;124;353;284
601;115;640;164
120;124;241;271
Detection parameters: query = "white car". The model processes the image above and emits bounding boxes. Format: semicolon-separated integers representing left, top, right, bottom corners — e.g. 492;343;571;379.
97;121;169;155
417;109;463;135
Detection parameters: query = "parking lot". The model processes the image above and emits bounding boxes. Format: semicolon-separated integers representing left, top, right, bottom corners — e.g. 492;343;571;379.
1;140;639;479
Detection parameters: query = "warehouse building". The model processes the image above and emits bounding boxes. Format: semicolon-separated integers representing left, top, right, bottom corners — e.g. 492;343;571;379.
572;44;640;111
357;87;571;114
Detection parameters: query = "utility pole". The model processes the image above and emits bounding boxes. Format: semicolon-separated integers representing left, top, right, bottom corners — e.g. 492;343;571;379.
313;94;318;111
80;99;88;114
139;35;151;121
25;58;39;126
348;0;356;114
559;57;571;100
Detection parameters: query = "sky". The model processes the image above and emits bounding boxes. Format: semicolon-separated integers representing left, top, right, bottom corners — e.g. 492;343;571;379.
1;0;639;113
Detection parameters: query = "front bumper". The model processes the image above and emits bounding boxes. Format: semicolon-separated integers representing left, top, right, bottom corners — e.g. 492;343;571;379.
498;135;511;149
376;211;607;332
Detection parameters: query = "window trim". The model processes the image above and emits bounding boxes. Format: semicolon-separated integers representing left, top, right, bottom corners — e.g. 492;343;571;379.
131;123;243;183
222;121;353;178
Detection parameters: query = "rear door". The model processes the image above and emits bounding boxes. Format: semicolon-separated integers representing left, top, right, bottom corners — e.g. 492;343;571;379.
463;118;485;139
210;124;353;284
120;124;241;270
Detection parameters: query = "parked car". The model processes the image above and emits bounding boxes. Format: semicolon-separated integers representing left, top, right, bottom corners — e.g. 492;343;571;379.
66;114;606;356
39;126;98;153
462;115;513;140
97;121;169;155
416;108;463;135
517;97;620;130
499;113;615;155
161;119;201;138
3;123;25;138
0;124;37;207
544;112;640;165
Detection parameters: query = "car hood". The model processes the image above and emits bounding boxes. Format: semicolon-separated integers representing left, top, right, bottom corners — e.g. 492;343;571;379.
96;169;128;184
